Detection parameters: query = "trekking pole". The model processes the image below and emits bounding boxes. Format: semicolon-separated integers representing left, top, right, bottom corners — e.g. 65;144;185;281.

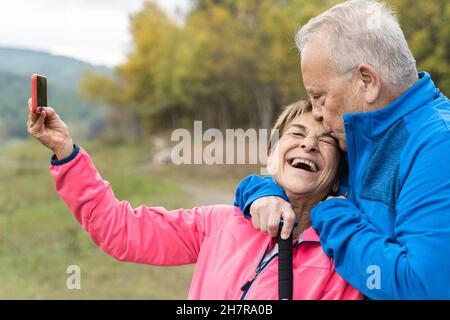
277;221;293;300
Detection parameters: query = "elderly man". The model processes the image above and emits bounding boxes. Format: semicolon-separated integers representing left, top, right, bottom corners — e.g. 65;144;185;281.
234;0;450;299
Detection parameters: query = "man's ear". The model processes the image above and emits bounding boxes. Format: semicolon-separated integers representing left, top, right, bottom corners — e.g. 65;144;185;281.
355;63;381;104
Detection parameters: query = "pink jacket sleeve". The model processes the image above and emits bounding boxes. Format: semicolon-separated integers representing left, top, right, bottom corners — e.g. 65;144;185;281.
50;146;226;266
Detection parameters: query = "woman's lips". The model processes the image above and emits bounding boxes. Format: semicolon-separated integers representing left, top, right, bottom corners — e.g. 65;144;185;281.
287;157;319;173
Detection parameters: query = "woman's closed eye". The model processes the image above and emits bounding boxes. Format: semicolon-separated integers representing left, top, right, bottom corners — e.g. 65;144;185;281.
319;137;338;147
290;131;306;138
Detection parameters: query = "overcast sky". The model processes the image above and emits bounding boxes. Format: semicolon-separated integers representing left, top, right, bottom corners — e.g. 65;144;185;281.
0;0;190;67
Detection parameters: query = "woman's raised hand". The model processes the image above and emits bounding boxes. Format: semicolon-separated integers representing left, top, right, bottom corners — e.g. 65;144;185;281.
27;98;74;160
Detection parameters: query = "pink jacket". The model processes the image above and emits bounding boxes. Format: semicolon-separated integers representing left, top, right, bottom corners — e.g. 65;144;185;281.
50;146;362;300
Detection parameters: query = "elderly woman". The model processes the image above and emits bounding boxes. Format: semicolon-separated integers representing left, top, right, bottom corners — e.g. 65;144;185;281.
27;99;362;300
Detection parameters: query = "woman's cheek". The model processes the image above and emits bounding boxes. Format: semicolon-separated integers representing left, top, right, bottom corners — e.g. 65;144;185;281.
282;137;300;151
270;139;295;176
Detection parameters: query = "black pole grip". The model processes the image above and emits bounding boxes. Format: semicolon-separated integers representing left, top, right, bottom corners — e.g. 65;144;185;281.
278;226;293;300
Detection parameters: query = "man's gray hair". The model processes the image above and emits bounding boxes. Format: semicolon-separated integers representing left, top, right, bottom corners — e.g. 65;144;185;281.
296;0;418;89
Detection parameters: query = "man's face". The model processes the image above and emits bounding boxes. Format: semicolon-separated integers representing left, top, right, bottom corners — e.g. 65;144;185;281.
301;36;364;152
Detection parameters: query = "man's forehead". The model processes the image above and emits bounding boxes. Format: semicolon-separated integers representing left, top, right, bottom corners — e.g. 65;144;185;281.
301;60;330;90
302;62;337;93
301;37;334;87
302;74;328;94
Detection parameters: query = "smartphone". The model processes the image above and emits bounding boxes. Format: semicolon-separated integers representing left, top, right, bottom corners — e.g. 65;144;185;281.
31;74;47;113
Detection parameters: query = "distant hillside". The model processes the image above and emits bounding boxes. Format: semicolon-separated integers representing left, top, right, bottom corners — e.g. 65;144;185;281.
0;47;111;144
0;47;112;90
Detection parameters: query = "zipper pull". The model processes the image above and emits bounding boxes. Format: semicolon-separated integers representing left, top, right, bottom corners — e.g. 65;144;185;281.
240;272;258;291
241;242;271;294
240;280;252;292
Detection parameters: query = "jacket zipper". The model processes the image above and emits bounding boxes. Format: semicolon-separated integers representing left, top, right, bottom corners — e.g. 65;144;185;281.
239;240;313;300
346;117;358;200
240;245;277;300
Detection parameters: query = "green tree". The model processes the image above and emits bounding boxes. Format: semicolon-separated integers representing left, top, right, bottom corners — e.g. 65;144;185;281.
80;0;449;140
391;0;449;93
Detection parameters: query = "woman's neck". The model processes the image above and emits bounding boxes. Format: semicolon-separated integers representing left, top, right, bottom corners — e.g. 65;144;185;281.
285;191;324;233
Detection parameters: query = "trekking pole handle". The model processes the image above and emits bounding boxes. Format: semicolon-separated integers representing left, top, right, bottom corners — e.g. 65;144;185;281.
277;221;293;300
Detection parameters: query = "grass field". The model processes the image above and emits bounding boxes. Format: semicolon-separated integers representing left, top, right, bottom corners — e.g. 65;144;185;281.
0;139;256;299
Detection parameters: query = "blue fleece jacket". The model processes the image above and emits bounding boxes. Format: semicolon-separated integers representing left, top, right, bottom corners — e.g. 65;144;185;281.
234;72;450;299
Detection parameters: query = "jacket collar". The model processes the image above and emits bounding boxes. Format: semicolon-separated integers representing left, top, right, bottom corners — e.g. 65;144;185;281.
300;226;320;243
343;72;439;138
267;226;320;251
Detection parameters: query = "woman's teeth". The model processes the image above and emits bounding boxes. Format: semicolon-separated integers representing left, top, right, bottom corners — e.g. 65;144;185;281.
290;158;318;172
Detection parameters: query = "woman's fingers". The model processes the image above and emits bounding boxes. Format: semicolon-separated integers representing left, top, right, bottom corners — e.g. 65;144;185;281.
42;106;57;118
280;204;296;240
250;196;295;238
27;98;38;126
252;210;260;230
267;210;282;237
251;197;274;234
41;106;63;124
259;210;269;234
29;110;46;135
35;110;46;128
26;103;73;154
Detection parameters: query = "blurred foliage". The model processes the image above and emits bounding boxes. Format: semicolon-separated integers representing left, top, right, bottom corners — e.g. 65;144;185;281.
80;0;449;139
394;0;450;90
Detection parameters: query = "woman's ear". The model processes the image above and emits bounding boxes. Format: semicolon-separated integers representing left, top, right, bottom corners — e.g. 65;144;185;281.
266;153;276;175
266;144;280;175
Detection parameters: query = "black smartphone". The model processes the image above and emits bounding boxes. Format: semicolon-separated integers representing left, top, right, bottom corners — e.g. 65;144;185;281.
31;74;47;113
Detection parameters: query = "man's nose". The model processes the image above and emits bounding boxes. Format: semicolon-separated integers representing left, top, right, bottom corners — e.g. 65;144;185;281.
312;103;324;122
300;137;318;152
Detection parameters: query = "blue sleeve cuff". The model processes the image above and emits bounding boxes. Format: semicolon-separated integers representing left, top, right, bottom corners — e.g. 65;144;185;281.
311;198;353;221
234;174;289;218
50;144;80;166
310;197;357;239
242;184;289;218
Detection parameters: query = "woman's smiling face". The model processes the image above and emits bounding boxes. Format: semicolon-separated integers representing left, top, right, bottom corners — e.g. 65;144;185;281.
268;111;340;199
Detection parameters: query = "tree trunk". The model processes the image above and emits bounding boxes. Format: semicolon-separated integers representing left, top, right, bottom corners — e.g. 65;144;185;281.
254;86;274;130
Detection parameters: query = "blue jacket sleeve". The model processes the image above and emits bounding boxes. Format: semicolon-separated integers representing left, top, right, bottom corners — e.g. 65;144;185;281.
234;174;289;218
311;132;450;299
